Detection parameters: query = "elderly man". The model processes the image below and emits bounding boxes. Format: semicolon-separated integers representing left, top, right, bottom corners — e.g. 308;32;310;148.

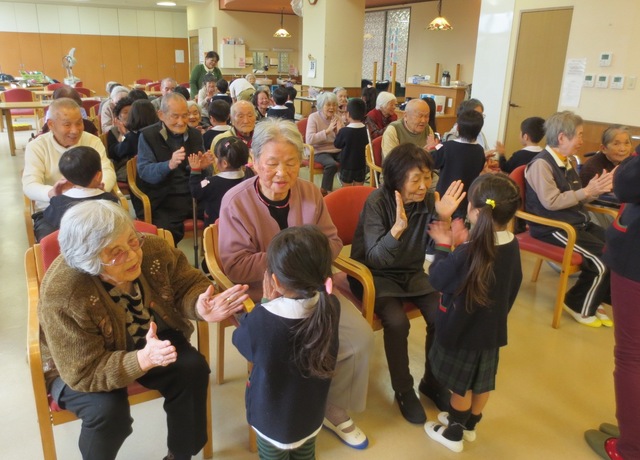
381;98;437;157
137;93;204;244
212;100;256;150
22;98;116;241
229;74;256;103
151;77;178;110
525;111;614;328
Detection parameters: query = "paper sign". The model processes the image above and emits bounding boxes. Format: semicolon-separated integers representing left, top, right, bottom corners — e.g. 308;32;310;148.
560;58;586;107
175;50;185;64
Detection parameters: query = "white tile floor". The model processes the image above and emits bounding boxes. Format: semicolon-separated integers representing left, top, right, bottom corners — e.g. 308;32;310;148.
0;124;613;459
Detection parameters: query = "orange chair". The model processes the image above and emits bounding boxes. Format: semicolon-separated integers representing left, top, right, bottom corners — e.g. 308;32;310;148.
324;186;424;330
509;165;617;328
25;222;213;460
365;136;383;188
0;88;41;131
126;157;205;265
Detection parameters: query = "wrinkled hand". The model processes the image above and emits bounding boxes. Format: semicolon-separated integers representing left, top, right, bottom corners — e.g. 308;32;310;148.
196;284;249;323
262;270;279;301
425;133;438;151
428;220;452;246
48;178;71;199
326;117;338;135
390;191;408;240
169;147;186;170
137;322;176;371
435;180;466;220
584;169;615;197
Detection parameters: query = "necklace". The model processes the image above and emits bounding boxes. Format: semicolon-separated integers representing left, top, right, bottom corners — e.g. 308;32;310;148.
254;178;290;209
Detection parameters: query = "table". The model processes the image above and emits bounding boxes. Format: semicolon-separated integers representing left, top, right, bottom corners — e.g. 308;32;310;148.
0;101;51;156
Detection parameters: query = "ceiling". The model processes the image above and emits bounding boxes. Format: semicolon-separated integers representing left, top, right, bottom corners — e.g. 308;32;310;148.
7;0;433;13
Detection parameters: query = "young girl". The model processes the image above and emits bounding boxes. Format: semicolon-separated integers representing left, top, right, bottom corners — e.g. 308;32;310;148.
232;225;341;460
188;136;254;227
424;173;523;453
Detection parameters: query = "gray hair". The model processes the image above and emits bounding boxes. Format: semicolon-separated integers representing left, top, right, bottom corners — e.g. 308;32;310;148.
230;100;255;118
160;92;187;113
316;92;337;111
333;87;347;95
601;124;630;146
48;98;81;120
376;91;396;110
161;77;177;87
252;117;303;162
545;111;583;147
186;100;199;111
59;200;135;275
109;85;130;102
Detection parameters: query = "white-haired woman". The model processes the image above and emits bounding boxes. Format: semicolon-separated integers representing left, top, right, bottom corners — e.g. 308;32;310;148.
38;200;248;460
305;92;345;194
219;117;373;450
101;85;130;133
364;91;398;140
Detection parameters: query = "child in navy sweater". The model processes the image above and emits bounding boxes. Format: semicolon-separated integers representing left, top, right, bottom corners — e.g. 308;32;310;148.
424;174;522;453
334;98;369;186
233;225;341;459
188;136;253;226
267;86;295;121
498;116;545;173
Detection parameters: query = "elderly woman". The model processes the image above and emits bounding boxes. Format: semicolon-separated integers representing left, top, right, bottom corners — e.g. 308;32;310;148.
101;85;130;133
305;92;345;195
333;87;349;125
364;91;398;140
252;88;271;121
187;100;209;133
218;117;373;450
349;144;465;424
189;50;222;100
580;124;632;186
39;200;248;460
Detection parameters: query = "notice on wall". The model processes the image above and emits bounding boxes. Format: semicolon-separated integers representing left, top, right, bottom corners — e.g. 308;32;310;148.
560;58;586;107
308;59;317;79
175;50;185;64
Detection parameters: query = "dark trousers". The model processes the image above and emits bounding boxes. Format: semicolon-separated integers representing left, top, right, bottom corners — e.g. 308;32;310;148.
152;193;193;244
256;435;316;460
56;330;211;460
33;211;56;242
536;221;610;316
611;271;640;459
375;292;439;393
314;152;339;192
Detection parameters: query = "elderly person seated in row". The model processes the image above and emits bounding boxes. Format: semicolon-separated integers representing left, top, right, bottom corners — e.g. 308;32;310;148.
39;200;248;460
306;92;345;195
364;91;397;140
382;98;437;158
23;98;116;242
252;88;271;121
212;100;256;149
219;117;374;450
101;85;130;133
151;78;178;111
580;124;632;186
41;86;98;136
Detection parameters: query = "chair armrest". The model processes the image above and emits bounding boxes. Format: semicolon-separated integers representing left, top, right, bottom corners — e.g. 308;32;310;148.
111;183;129;212
126;159;152;223
515;209;578;266
333;254;376;326
585;203;618;220
24;195;36;247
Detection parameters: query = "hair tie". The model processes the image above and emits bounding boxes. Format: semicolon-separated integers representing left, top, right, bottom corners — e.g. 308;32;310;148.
323;277;333;295
485;198;496;209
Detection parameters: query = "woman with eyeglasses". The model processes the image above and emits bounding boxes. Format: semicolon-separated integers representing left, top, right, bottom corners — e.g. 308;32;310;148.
38;200;249;460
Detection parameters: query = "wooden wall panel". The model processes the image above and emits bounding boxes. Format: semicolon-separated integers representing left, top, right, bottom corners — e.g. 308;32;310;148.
120;36;142;87
138;37;158;80
60;34;102;91
18;33;43;72
39;33;64;82
101;36;124;94
580;120;640;161
156;37;175;81
0;32;22;76
174;37;189;83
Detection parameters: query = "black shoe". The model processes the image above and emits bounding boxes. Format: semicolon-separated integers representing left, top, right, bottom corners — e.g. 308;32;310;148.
419;378;450;412
395;390;426;424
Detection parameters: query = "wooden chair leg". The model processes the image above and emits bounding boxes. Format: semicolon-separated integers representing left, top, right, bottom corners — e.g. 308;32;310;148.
530;258;543;282
215;322;225;384
552;269;571;329
249;425;257;453
203;379;213;459
38;414;58;460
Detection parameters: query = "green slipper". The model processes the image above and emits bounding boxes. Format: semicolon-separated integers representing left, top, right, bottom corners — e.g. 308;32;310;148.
599;422;620;438
584;429;613;459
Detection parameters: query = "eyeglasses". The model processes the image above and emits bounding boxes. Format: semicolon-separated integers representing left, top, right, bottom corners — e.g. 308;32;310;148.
101;233;146;266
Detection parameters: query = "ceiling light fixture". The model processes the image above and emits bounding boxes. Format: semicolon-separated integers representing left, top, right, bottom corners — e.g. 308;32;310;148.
428;0;453;31
273;8;291;38
156;1;176;6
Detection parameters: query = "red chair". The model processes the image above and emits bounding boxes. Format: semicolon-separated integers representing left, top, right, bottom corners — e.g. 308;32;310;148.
147;81;161;91
297;118;326;185
25;222;213;459
75;87;92;97
366;136;383;188
179;82;190;88
73;81;83;88
45;83;66;91
0;88;40;131
135;78;153;86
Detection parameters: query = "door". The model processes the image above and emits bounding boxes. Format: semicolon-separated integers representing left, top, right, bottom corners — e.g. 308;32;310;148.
504;9;573;155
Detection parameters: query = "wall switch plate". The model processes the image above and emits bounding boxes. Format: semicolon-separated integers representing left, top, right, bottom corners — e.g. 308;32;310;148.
599;52;613;67
596;74;609;88
628;76;637;90
584;74;595;87
611;75;625;90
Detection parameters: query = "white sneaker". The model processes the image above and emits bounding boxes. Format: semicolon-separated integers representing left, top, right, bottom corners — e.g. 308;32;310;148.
563;305;602;328
424;421;463;453
437;411;476;441
595;306;613;327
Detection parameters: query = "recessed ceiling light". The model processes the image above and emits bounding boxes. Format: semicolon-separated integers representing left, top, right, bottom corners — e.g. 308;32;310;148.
157;1;176;6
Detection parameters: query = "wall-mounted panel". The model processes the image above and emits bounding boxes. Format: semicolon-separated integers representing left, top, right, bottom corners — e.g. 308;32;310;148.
172;12;188;39
58;6;80;35
118;9;138;37
14;3;39;33
98;8;120;36
36;5;60;34
155;11;173;38
0;3;16;32
78;7;100;35
137;10;156;37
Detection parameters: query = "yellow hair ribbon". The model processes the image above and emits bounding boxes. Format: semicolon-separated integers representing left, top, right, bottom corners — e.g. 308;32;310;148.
485;198;496;209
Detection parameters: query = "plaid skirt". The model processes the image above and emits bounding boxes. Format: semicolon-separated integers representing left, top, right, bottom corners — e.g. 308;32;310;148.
429;340;500;396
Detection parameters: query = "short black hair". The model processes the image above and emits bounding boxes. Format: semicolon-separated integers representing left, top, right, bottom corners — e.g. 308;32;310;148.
113;96;133;119
520;116;545;143
273;87;288;105
457;110;484;142
216;78;229;93
285;86;297;101
59;146;101;187
214;136;249;169
205;51;220;61
127;99;159;131
347;98;366;122
128;89;148;101
208;99;231;122
382;143;434;195
174;86;190;100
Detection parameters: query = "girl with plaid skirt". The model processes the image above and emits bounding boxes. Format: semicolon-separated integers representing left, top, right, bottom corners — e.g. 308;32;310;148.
424;174;523;453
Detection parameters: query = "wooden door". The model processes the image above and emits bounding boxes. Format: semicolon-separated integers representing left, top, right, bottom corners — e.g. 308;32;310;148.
18;33;44;72
101;36;124;95
0;32;22;76
39;33;63;82
503;9;573;155
174;38;190;84
138;37;159;81
156;37;176;81
120;36;141;86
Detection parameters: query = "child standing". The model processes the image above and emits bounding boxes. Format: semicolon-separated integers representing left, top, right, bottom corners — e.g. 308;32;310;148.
498;116;545;173
203;100;232;152
334;98;369;186
267;87;295;121
41;146;119;237
232;225;341;460
424;174;523;453
188;136;253;226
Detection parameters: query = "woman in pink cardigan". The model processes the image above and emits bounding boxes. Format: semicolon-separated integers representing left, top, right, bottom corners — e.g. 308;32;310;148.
218;117;373;451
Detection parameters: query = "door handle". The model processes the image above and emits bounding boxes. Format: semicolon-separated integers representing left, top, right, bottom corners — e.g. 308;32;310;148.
509;102;521;108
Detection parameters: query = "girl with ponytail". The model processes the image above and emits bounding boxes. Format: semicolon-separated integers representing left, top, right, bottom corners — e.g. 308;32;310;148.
233;225;340;459
424;173;523;453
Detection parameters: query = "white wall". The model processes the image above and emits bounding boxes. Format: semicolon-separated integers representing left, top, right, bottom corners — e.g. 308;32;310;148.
0;1;187;38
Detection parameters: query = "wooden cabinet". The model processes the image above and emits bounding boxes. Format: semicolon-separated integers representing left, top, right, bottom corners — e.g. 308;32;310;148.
138;37;158;80
0;32;24;76
101;36;124;90
156;37;176;81
174;38;189;83
219;44;246;69
404;83;468;135
18;33;44;72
